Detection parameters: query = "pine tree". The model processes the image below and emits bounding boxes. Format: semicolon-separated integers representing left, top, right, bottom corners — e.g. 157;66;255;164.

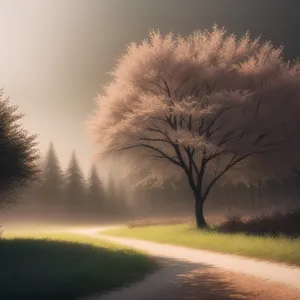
64;152;85;214
39;142;64;208
86;164;105;214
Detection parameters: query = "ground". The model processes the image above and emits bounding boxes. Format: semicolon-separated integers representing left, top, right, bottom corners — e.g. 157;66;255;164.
104;224;300;265
3;225;300;300
0;229;156;300
80;227;300;300
159;267;300;300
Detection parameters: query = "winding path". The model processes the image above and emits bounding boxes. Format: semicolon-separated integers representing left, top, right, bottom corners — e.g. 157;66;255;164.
68;227;300;300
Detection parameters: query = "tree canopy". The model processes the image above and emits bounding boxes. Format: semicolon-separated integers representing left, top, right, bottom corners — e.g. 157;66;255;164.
89;26;300;227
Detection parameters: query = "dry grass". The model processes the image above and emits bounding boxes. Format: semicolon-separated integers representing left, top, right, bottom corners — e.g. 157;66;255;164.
126;215;228;228
126;217;194;228
104;224;300;265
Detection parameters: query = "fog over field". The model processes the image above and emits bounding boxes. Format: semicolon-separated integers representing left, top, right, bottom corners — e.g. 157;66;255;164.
1;0;300;230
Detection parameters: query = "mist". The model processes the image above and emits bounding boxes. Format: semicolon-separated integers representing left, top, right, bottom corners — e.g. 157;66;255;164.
2;0;300;229
1;0;300;176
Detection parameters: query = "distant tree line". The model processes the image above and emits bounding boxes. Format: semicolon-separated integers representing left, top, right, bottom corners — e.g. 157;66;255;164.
13;141;300;223
21;142;130;222
128;175;300;218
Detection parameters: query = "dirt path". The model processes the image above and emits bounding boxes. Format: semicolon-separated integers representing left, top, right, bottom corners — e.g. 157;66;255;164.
69;227;300;300
161;267;300;300
83;258;198;300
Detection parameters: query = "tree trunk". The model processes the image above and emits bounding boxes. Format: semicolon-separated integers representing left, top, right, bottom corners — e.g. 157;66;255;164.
194;194;207;229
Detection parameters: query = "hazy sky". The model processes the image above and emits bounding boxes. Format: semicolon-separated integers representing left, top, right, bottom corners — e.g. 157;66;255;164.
1;0;300;178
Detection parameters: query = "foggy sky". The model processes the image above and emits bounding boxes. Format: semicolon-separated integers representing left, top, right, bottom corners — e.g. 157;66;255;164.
1;0;300;178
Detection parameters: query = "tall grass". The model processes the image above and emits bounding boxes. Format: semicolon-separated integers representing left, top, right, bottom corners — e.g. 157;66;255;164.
104;224;300;266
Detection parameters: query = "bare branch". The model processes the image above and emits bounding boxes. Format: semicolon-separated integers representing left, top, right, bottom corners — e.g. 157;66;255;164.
161;78;172;98
203;152;252;201
117;143;182;167
140;137;171;144
140;143;182;167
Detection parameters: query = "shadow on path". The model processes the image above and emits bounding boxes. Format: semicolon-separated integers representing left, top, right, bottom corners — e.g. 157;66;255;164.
83;257;255;300
83;257;198;300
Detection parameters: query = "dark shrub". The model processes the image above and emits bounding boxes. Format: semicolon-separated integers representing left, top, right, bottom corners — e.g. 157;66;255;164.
219;209;300;237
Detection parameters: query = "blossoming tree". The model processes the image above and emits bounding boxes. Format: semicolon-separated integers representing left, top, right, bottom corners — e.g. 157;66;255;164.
89;26;300;228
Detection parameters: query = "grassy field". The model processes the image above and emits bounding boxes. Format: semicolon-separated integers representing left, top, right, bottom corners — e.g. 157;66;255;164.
103;224;300;266
0;231;157;300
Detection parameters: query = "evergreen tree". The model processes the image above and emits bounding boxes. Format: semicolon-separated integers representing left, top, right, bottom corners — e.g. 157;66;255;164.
39;142;64;207
86;164;105;213
64;152;85;213
0;90;39;209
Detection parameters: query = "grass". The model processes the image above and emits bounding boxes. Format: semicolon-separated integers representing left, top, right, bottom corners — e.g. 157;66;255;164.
103;224;300;266
0;230;157;300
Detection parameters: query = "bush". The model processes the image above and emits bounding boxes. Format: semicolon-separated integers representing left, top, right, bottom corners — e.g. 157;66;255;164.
218;208;300;237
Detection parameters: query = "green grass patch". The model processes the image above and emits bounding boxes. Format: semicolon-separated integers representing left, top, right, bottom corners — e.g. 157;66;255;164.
0;232;157;300
103;224;300;266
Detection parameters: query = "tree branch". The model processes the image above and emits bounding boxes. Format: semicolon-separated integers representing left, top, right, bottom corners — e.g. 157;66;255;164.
202;152;252;201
